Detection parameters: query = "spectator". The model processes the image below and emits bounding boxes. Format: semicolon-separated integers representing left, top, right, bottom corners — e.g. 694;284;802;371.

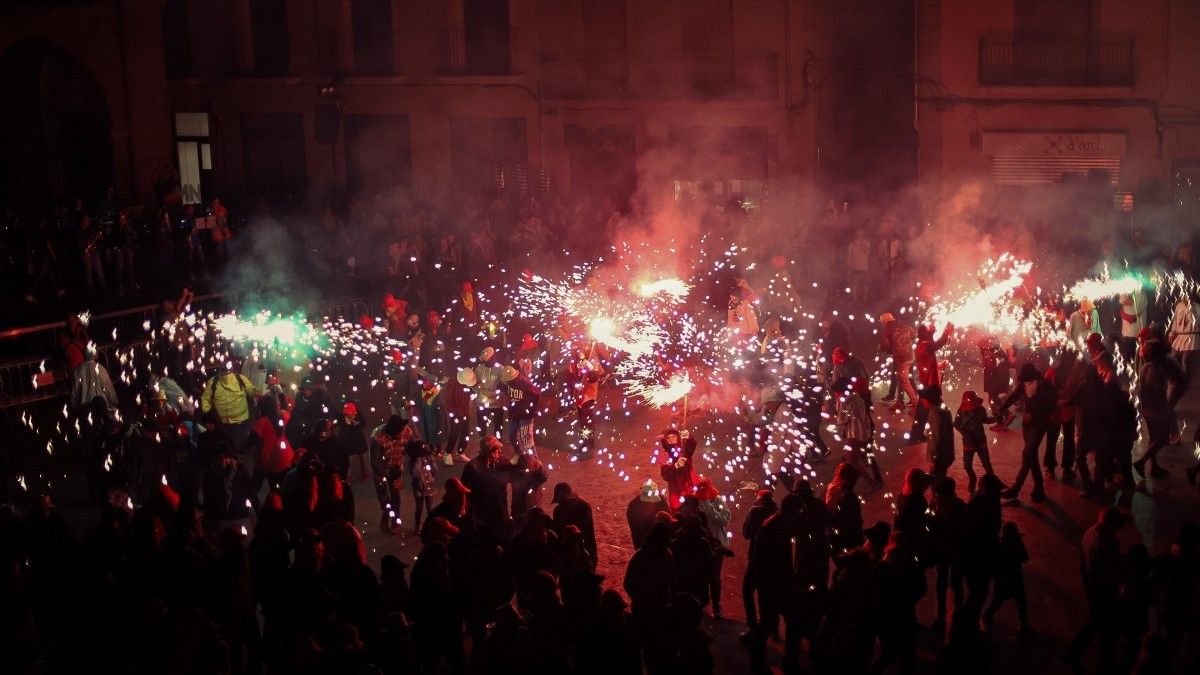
1063;506;1127;670
627;479;671;550
552;482;597;569
981;521;1031;634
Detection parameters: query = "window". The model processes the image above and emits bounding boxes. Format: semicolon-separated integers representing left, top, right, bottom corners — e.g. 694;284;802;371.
345;115;411;195
250;0;290;76
450;117;527;200
241;113;306;204
352;0;395;74
162;0;192;78
682;0;734;93
667;125;767;210
455;0;511;74
174;113;211;205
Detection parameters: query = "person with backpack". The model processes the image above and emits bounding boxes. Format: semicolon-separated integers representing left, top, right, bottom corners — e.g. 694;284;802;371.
201;357;260;449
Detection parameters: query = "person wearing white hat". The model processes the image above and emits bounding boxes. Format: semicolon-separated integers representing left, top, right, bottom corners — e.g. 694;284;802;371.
1068;298;1101;350
626;480;671;549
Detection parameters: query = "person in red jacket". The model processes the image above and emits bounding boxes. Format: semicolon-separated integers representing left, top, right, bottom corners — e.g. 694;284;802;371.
909;322;954;443
657;428;698;509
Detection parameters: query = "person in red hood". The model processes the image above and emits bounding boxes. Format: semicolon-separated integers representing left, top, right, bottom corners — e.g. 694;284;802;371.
909;322;954;443
382;293;408;336
657;428;698;509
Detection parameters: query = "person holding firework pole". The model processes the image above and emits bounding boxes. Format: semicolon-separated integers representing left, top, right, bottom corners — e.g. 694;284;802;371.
658;427;698;509
566;348;605;458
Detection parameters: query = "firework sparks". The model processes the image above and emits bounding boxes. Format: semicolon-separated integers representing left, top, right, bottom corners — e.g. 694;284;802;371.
1066;265;1147;302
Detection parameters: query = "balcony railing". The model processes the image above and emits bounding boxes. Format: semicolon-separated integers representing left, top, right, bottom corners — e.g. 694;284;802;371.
979;34;1133;86
442;27;518;75
540;52;778;100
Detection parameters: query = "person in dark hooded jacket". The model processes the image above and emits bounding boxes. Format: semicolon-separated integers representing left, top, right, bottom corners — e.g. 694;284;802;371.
628;480;672;549
954;390;996;494
996;363;1057;503
552;482;597;569
740;488;777;641
286;377;333;448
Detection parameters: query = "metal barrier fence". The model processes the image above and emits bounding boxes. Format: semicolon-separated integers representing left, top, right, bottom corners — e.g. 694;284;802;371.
0;294;371;410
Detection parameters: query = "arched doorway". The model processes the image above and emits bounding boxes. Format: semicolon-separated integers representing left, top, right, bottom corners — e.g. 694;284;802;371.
0;38;115;213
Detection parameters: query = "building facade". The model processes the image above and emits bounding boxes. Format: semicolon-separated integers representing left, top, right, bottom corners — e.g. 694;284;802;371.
155;0;820;217
915;0;1200;214
0;0;173;213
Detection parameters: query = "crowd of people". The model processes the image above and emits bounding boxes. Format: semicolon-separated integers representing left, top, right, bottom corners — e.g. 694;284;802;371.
3;177;1200;674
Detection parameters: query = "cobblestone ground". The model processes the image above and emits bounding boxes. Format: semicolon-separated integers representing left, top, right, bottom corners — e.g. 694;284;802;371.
28;375;1200;674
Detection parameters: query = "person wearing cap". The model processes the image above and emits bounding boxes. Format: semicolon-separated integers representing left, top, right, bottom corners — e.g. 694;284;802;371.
879;312;917;408
370;415;410;533
627;480;671;550
954;391;996;495
994;363;1058;503
381;292;407;335
1069;354;1121;498
920;385;956;483
300;418;342;476
420;477;472;544
131;389;184;499
200;357;260;449
461;436;508;530
285;372;333;446
739;488;777;642
1068;298;1102;350
909;321;954;442
334;400;371;481
552;482;597;569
